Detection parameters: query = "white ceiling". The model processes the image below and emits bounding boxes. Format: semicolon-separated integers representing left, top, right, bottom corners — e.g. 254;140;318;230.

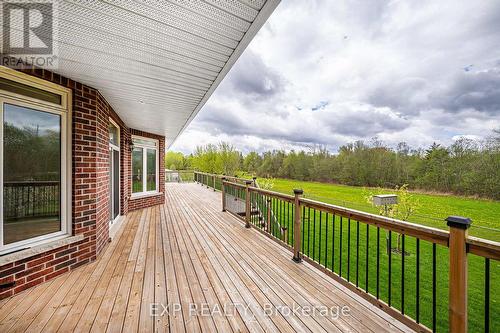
4;0;280;147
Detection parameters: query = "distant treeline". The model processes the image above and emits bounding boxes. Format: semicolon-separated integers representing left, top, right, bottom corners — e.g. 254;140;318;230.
166;131;500;199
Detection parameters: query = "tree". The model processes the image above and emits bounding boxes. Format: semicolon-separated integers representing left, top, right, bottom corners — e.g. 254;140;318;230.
243;152;262;173
164;151;189;170
168;129;500;199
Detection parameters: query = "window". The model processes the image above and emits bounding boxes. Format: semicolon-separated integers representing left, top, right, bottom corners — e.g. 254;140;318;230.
131;136;158;196
0;67;71;253
109;121;119;147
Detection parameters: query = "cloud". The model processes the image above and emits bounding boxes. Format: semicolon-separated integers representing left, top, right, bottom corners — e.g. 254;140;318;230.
171;0;500;154
220;50;285;100
436;68;500;114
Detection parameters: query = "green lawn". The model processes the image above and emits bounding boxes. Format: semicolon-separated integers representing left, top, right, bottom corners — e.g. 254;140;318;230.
244;177;499;332
269;178;500;241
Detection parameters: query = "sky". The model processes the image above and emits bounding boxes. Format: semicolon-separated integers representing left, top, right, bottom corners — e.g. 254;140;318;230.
170;0;500;154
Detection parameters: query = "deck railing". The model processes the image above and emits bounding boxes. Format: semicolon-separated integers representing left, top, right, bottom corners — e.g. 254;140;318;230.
3;181;60;220
194;172;499;333
165;170;195;183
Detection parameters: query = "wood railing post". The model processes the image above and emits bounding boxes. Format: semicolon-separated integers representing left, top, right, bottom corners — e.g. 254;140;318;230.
245;181;252;228
213;175;216;191
446;216;472;333
293;189;303;263
221;178;226;212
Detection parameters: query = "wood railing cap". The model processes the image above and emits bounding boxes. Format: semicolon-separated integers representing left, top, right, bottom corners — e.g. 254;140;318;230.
300;196;450;245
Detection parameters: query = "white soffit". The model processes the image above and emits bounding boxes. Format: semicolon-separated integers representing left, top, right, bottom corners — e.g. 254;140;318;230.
4;0;281;147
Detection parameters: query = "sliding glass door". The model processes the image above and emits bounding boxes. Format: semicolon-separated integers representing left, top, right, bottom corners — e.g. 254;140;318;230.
109;120;120;225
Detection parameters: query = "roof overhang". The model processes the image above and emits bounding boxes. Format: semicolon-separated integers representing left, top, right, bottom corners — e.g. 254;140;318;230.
2;0;280;148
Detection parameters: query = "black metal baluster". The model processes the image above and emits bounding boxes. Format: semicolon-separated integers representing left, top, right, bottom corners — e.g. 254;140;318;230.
347;217;351;281
485;257;490;333
356;221;359;287
416;238;420;323
286;202;293;242
302;205;305;253
308;207;311;257
319;211;323;265
340;216;343;277
401;234;405;315
432;243;436;333
332;214;336;271
282;200;285;239
365;224;369;292
261;194;265;228
325;212;329;269
289;201;293;245
273;198;277;236
376;227;380;299
313;209;317;260
289;201;292;243
388;231;392;306
278;199;283;228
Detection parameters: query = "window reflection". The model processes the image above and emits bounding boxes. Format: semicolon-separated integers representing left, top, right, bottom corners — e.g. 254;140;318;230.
147;149;156;191
3;104;61;244
132;147;143;193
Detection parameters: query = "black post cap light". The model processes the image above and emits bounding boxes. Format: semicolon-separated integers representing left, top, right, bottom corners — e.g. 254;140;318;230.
293;189;303;195
446;216;472;229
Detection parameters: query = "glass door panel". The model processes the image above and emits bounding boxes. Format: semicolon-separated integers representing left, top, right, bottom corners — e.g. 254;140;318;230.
112;149;120;220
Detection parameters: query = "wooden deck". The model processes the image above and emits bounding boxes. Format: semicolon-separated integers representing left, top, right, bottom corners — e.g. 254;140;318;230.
0;183;414;332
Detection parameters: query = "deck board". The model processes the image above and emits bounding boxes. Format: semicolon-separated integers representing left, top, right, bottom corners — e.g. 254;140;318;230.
0;183;414;333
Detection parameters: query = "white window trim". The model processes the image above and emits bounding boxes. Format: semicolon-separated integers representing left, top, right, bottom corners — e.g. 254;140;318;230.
109;117;120;149
131;135;159;198
0;67;72;255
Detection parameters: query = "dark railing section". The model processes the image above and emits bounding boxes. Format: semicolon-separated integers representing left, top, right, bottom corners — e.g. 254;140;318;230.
3;181;60;220
294;197;454;332
222;181;246;218
466;237;500;333
204;173;500;333
247;186;295;244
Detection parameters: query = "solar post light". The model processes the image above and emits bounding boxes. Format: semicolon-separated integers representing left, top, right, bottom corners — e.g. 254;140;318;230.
373;194;398;254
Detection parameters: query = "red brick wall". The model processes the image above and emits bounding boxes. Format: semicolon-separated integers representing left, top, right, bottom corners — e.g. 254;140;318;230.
0;65;165;300
0;238;93;298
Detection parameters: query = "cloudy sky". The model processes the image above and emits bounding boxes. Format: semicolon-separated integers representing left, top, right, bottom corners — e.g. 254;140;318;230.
170;0;500;154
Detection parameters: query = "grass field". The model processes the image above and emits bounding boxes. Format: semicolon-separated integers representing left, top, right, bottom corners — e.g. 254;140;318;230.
238;177;500;332
268;178;500;242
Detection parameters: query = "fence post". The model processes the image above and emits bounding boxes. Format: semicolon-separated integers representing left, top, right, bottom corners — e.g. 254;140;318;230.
245;181;252;228
446;216;472;333
293;189;303;262
206;174;210;189
213;175;216;191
